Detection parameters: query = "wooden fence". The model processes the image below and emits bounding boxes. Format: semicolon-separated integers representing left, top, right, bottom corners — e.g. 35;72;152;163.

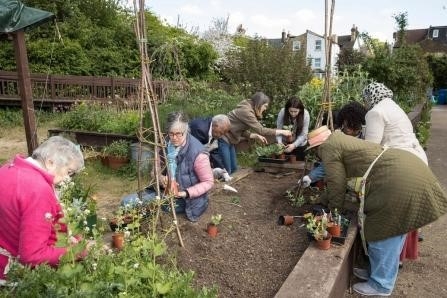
0;70;186;108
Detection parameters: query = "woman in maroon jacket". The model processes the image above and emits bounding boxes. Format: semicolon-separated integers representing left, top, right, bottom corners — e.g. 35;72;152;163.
0;136;84;284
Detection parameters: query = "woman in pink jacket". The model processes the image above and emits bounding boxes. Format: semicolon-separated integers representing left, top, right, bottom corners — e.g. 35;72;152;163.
0;136;84;284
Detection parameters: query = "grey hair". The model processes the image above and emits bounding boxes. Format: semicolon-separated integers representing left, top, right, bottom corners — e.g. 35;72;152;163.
250;92;270;118
166;111;190;134
212;114;230;127
32;136;84;172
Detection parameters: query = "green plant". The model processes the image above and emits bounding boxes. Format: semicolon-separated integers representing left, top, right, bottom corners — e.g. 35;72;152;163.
58;174;96;215
5;189;217;297
103;140;130;158
285;190;305;207
255;143;285;157
210;214;222;226
304;212;329;241
230;196;241;204
58;103;139;135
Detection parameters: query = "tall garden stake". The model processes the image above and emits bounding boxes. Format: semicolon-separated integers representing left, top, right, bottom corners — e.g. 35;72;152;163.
133;0;184;247
314;0;335;131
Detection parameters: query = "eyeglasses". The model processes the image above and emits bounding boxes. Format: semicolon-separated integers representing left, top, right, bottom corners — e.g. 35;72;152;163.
67;169;77;178
168;132;185;138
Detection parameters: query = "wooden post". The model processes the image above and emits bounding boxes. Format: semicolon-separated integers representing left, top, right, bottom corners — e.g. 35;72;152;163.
13;31;38;155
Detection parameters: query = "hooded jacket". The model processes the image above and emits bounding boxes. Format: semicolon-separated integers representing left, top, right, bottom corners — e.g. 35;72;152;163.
225;99;277;144
319;132;447;242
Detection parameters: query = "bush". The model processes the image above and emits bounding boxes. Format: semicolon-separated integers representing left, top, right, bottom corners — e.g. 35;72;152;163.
58;103;139;135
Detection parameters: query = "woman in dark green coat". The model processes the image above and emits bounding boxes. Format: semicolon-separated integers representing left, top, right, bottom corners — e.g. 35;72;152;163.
308;127;447;296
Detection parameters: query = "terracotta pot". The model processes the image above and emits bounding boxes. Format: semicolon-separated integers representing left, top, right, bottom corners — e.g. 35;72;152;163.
278;215;294;226
288;155;297;163
107;156;129;170
207;223;218;238
112;232;125;250
277;153;286;160
327;223;341;237
315;234;332;250
314;180;325;190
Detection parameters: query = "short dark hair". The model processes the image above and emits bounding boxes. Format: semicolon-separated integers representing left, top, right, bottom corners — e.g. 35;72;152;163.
336;101;367;131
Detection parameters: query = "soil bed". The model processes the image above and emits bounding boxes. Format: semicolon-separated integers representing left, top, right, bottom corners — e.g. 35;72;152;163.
165;170;310;298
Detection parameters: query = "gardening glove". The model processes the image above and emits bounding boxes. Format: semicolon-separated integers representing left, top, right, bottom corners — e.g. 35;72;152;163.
222;172;233;182
298;175;312;188
205;139;219;152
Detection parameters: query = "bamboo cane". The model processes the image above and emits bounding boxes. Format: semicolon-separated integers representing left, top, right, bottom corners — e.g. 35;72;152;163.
133;0;184;247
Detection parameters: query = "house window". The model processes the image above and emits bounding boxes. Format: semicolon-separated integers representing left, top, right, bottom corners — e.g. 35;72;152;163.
314;58;321;68
292;40;301;51
433;29;439;38
315;40;322;51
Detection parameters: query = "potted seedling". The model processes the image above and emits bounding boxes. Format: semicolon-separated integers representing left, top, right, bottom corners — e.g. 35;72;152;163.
207;214;222;238
304;212;331;250
327;209;342;237
102;139;130;169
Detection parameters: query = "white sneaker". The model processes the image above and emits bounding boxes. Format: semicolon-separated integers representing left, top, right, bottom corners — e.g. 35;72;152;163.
353;267;369;280
353;282;391;296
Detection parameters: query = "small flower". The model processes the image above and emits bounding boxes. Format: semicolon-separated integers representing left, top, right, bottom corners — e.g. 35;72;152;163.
92;263;97;270
124;231;131;238
133;263;139;269
44;212;53;221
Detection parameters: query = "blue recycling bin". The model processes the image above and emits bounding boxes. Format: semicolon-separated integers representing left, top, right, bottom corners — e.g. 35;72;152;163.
437;89;447;105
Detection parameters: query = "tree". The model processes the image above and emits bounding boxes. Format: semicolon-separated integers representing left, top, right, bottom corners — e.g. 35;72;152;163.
220;38;312;102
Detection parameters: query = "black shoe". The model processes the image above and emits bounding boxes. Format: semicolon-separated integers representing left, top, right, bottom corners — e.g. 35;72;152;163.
399;262;403;269
418;235;424;242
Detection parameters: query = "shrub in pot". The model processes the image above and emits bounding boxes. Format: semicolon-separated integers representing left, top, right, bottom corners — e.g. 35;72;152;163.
102;140;130;169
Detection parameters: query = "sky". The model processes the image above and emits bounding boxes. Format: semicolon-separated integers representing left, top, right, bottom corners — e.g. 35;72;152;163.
138;0;447;43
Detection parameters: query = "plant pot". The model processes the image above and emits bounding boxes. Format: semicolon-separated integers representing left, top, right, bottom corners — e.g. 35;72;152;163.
315;234;332;250
286;135;294;143
277;153;286;160
278;215;295;226
314;180;325;190
207;223;218;238
112;232;125;250
107;156;129;170
327;223;341;237
288;155;297;163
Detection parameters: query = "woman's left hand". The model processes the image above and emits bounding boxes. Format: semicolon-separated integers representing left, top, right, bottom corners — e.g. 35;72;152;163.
284;144;296;153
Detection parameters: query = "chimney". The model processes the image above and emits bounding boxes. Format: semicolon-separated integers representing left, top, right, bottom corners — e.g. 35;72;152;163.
281;29;286;43
351;24;356;41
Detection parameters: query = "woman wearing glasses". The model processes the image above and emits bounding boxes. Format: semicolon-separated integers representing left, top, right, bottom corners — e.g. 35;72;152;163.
0;136;84;285
159;111;214;222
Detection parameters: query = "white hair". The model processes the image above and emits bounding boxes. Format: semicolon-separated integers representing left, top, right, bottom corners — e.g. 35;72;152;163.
32;136;84;172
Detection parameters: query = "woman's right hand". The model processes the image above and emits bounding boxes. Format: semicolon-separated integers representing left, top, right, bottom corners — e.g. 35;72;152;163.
160;175;168;188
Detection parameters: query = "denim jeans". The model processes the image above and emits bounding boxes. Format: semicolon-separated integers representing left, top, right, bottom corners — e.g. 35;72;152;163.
175;197;208;222
218;138;238;174
367;233;407;292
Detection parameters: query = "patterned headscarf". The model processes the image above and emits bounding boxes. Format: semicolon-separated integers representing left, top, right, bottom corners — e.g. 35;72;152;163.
361;82;394;110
